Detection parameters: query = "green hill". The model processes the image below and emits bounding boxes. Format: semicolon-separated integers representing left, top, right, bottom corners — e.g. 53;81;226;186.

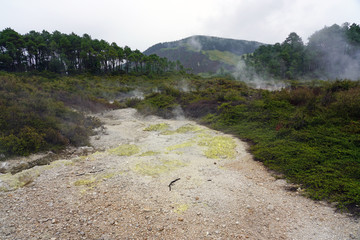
143;35;264;74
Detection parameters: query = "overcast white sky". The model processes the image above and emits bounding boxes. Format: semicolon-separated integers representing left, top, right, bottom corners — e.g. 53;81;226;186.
1;0;359;51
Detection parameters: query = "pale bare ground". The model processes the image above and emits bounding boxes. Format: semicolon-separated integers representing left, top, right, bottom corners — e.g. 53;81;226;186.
0;108;358;240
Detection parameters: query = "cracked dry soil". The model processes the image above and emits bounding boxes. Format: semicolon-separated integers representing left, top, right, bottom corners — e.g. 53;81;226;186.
0;108;359;240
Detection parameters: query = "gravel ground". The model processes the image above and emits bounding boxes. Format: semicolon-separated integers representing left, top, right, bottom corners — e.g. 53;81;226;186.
0;108;358;240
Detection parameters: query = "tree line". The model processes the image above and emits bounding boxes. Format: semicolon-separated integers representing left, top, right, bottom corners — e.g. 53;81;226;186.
244;23;360;80
0;28;183;75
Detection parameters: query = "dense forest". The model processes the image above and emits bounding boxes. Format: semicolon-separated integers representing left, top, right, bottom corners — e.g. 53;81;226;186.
0;28;183;75
244;23;360;80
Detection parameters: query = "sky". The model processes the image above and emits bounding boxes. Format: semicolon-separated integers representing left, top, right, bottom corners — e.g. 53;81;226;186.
1;0;359;51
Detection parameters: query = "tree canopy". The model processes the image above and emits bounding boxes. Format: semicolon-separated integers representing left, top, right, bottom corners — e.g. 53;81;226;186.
245;23;360;80
0;28;183;75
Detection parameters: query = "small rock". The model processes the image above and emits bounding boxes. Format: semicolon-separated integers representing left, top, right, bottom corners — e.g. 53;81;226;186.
147;227;152;231
195;197;199;201
267;205;275;211
157;226;164;232
143;208;152;212
178;218;184;222
51;219;57;224
79;231;85;235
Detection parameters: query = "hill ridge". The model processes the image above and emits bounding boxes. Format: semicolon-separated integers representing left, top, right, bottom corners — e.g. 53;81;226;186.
144;35;264;74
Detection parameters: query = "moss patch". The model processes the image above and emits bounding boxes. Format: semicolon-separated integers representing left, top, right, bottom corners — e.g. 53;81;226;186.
144;123;170;132
108;144;140;156
133;159;186;177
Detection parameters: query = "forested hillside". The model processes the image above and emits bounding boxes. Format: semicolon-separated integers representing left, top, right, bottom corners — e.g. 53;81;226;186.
245;23;360;80
144;35;263;74
0;28;182;75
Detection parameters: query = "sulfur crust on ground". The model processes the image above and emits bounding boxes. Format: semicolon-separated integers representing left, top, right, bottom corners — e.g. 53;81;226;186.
0;108;358;240
108;144;141;156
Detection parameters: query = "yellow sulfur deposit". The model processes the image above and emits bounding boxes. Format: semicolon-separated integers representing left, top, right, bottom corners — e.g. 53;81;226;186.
108;144;140;156
166;141;194;151
73;171;118;194
162;124;203;135
0;160;71;191
133;159;186;177
143;123;170;132
140;151;161;157
198;135;236;159
173;204;189;214
73;177;97;187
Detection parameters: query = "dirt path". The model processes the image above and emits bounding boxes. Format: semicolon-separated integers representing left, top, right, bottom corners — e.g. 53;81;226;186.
0;108;358;240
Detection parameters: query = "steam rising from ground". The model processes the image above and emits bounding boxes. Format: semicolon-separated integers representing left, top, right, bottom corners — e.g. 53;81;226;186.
176;79;193;92
172;105;186;120
232;60;287;91
117;89;145;101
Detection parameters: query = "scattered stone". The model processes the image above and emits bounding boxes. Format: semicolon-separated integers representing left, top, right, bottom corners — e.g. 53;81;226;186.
143;208;152;212
267;204;275;211
178;218;184;222
76;146;94;155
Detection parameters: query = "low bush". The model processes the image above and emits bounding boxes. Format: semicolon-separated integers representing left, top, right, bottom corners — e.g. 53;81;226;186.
137;77;360;215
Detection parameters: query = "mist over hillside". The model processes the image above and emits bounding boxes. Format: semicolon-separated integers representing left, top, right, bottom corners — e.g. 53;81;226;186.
144;23;360;82
144;35;264;74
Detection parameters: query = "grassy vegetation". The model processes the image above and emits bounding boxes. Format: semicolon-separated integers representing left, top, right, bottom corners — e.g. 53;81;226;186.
1;70;359;215
136;77;360;215
0;71;189;157
203;50;242;66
